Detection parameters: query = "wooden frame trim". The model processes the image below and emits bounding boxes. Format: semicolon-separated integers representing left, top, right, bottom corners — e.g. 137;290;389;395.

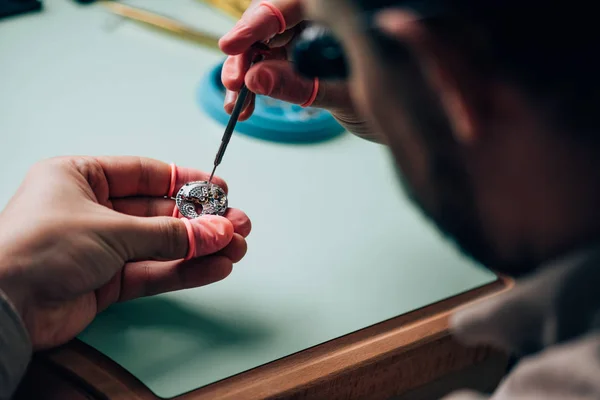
39;277;512;400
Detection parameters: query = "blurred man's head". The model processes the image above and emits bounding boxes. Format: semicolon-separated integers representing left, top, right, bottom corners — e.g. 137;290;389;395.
303;0;600;276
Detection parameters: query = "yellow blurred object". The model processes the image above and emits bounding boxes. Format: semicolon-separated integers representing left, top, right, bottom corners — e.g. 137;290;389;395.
196;0;251;19
101;1;221;51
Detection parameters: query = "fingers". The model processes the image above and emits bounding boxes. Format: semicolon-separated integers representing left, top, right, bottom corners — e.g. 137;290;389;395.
97;225;247;310
112;199;252;237
224;87;256;121
222;45;287;94
219;6;279;55
119;234;247;301
245;60;310;103
117;256;234;302
244;60;353;109
224;208;252;238
219;0;304;55
219;0;303;121
237;95;256;121
222;52;253;92
95;235;247;311
222;46;287;119
215;233;247;263
118;215;234;261
91;157;228;198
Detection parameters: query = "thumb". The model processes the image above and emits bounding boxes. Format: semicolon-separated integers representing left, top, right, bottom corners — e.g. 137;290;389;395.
245;60;353;110
117;215;235;261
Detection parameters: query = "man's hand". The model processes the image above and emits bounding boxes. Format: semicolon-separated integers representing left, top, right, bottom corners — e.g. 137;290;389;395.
219;0;381;142
0;156;251;350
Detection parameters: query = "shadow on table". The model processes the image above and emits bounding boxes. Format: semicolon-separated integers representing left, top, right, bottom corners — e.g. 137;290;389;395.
78;296;275;380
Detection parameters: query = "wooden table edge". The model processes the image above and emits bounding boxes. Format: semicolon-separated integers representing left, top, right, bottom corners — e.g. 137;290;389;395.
37;276;513;400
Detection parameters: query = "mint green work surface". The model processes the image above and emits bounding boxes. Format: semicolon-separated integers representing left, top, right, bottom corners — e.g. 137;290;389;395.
0;1;496;398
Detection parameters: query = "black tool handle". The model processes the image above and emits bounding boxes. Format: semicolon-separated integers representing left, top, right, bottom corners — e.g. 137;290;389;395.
210;44;268;176
213;85;251;167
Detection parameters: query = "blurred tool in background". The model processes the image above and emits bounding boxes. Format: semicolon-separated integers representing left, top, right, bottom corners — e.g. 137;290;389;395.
100;1;222;50
0;0;345;144
195;0;250;19
0;0;252;28
0;0;251;47
78;0;252;15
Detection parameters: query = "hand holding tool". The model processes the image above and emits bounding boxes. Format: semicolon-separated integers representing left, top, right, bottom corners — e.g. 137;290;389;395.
208;43;270;183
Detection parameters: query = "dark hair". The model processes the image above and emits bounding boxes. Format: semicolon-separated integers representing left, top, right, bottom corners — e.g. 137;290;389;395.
357;1;600;136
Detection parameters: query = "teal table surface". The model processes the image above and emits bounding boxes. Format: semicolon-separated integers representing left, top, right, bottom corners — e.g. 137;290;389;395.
0;1;496;398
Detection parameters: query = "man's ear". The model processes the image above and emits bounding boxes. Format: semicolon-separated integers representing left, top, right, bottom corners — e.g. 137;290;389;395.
375;9;487;145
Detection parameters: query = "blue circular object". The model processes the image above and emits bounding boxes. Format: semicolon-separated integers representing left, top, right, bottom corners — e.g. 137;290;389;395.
198;61;346;143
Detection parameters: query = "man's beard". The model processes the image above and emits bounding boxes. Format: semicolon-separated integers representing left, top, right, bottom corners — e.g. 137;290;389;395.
391;152;535;277
364;34;537;277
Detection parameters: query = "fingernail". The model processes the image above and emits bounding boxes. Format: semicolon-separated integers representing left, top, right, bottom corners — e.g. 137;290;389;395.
224;91;237;112
252;70;274;96
189;216;234;257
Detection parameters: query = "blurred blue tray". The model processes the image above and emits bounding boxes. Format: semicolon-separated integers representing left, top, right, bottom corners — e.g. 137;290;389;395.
198;61;346;144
